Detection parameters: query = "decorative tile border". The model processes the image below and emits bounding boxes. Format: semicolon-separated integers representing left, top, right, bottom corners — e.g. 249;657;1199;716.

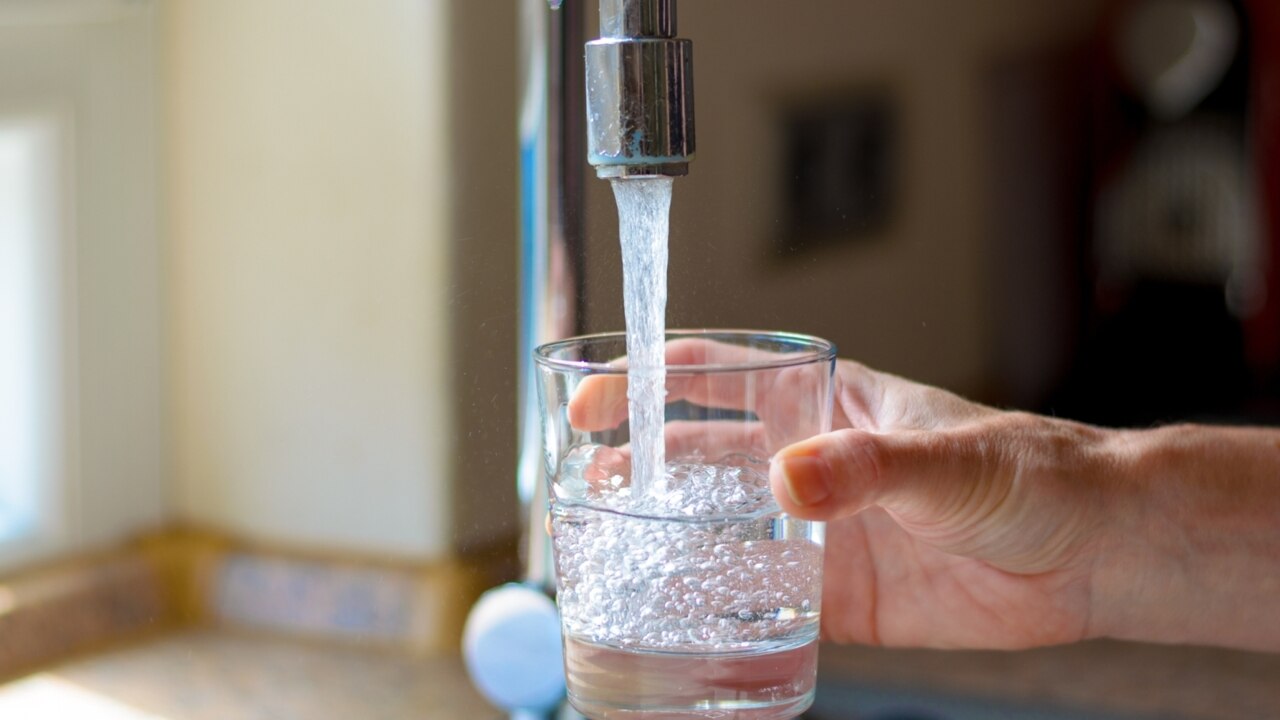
213;554;416;643
206;552;492;651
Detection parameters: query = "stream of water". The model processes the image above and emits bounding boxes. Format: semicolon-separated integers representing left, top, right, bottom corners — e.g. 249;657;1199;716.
611;177;673;499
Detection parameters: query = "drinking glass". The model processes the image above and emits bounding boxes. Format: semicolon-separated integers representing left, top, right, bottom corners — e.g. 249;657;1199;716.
535;330;836;719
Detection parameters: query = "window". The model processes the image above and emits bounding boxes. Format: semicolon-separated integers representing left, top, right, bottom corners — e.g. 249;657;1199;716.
0;108;68;564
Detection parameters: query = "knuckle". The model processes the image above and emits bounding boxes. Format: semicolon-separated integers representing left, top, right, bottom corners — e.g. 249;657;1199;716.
832;429;888;496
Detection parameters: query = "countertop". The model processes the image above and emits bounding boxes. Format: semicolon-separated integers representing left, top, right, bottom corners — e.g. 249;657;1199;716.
818;640;1280;719
0;630;497;720
2;630;1276;719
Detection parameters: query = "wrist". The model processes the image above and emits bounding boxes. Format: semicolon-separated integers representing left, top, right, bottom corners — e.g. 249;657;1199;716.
1083;426;1183;643
1086;424;1280;650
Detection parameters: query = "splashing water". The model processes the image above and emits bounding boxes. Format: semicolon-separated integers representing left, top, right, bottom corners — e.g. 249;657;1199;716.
611;177;673;499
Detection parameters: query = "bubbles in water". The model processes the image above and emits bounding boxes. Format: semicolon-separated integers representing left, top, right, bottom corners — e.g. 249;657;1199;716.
552;457;823;653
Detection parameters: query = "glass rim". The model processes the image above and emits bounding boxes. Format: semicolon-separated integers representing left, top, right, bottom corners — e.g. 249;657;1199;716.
533;328;837;374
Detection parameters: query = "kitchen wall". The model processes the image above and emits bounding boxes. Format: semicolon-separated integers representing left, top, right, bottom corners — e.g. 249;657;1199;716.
162;0;455;560
0;3;164;570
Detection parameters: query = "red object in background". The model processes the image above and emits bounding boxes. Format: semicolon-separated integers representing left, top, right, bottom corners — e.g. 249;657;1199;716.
1246;0;1280;379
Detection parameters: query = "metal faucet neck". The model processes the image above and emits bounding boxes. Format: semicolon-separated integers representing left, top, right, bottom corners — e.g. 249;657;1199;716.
600;0;676;38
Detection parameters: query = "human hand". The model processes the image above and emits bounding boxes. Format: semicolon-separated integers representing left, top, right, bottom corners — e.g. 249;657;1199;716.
764;359;1116;649
566;339;1107;649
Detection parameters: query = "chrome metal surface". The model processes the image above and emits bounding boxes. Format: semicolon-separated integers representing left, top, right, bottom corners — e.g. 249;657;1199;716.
585;0;695;178
517;0;585;592
599;0;675;38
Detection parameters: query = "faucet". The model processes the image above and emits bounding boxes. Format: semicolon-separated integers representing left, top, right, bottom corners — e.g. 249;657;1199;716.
586;0;695;178
462;0;695;716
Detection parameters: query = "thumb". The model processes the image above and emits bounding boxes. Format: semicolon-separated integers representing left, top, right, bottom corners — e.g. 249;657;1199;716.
769;427;1000;524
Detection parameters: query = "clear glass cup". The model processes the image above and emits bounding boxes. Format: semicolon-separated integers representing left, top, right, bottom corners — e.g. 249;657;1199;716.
535;330;836;719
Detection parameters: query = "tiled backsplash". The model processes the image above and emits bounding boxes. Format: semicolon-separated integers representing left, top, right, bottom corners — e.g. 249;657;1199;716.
214;555;417;643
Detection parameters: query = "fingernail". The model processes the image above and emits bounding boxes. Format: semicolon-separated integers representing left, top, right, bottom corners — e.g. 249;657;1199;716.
780;454;832;506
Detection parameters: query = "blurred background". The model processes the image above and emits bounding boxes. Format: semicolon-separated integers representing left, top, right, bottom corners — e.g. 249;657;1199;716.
1;0;1278;718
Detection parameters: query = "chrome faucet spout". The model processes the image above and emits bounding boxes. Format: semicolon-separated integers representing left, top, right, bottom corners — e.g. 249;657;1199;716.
585;0;695;178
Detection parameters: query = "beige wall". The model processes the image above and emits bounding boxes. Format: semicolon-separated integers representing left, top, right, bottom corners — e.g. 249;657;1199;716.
163;0;525;560
163;0;455;559
0;4;165;570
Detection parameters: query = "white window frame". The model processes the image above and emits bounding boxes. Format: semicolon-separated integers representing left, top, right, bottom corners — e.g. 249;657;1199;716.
0;100;77;573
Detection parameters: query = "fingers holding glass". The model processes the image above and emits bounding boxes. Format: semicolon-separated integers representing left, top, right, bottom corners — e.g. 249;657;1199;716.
568;337;826;444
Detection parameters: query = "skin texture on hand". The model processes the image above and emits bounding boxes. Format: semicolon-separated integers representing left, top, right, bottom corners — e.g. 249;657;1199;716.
766;362;1118;649
566;343;1280;652
1088;424;1280;652
773;363;1280;652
